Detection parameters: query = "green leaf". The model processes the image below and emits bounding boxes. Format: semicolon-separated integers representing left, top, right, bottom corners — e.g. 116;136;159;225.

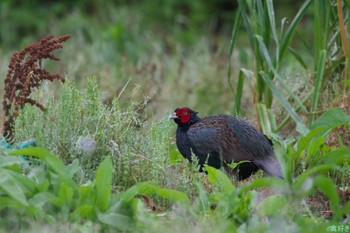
157;188;190;205
7;169;36;194
0;197;24;210
71;205;96;221
78;185;95;205
66;159;80;179
234;69;253;116
309;50;327;125
169;147;184;164
115;182;154;204
310;108;350;133
293;164;337;190
58;182;74;207
9;147;74;187
256;195;287;217
95;156;113;212
259;71;307;134
314;175;340;219
279;0;313;61
206;165;235;194
228;10;242;96
194;181;210;212
97;212;133;231
0;156;24;168
321;148;350;164
0;168;28;206
294;128;325;156
239;177;286;194
257;103;272;133
29;192;56;208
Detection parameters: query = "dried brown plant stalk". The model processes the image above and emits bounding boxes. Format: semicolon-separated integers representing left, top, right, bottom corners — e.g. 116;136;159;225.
2;34;71;143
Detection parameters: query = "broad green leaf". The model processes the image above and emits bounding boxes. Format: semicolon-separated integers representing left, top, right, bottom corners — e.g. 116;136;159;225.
6;169;36;195
314;175;340;219
293;164;337;190
294;128;325;156
97;212;133;231
239;177;286;194
157;188;190;205
58;182;74;207
306;136;324;157
117;182;159;202
66;159;80;178
194;181;210;212
206;165;235;194
71;205;95;220
310;108;350;132
256;195;287;217
169;147;184;165
95;156;113;212
9;147;74;187
0;168;28;206
321;148;350;164
78;185;95;205
29;192;56;208
0;196;24;210
0;156;24;168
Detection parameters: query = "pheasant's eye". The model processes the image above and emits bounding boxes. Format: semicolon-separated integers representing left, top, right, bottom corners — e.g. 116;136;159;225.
183;112;188;116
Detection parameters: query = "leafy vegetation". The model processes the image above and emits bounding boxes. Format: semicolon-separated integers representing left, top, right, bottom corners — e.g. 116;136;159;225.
0;0;350;232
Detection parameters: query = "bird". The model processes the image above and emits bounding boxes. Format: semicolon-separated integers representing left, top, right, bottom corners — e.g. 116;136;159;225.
170;107;282;180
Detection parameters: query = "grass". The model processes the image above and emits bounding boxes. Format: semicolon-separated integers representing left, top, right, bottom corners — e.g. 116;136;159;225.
0;1;350;232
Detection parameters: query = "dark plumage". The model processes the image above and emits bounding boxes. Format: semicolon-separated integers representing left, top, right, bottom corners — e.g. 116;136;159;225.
170;107;282;180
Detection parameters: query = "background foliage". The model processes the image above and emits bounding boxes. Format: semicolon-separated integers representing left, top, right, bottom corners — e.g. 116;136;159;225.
0;0;350;232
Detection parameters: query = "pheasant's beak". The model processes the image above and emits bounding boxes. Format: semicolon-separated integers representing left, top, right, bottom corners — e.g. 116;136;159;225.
169;112;179;119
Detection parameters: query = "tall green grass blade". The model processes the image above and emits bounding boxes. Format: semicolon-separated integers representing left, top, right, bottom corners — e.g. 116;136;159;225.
266;0;279;62
256;35;308;113
227;11;242;95
95;156;113;212
257;103;271;133
237;0;254;49
309;50;327;125
279;0;312;62
314;0;330;60
259;72;307;133
289;47;308;70
233;69;248;116
275;94;310;132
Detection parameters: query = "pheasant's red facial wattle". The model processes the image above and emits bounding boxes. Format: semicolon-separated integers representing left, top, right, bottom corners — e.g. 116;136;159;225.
176;108;191;123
